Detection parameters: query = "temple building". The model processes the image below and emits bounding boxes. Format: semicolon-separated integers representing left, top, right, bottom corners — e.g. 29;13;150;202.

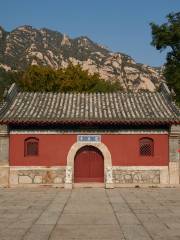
0;83;179;188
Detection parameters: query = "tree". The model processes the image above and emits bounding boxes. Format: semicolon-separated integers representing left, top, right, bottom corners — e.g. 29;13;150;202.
17;64;122;93
150;12;180;104
18;65;59;91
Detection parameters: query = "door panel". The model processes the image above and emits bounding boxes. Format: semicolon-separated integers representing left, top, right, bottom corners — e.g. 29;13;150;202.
74;146;104;183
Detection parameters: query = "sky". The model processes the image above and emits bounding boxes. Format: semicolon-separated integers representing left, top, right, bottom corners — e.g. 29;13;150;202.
0;0;179;67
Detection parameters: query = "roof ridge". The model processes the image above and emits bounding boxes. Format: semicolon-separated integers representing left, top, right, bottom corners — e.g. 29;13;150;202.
17;90;161;95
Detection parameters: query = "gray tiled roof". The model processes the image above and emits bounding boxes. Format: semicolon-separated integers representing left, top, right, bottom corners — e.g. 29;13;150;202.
0;84;179;125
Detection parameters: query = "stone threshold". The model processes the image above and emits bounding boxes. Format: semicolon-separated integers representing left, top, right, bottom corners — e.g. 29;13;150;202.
4;183;180;189
73;183;105;188
9;183;64;188
113;183;180;188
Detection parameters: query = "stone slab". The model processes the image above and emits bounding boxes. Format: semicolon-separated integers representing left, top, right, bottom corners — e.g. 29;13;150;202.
0;166;9;187
0;188;180;239
58;213;118;225
49;225;124;240
36;211;61;225
19;175;32;184
24;224;54;240
121;224;152;240
116;213;141;225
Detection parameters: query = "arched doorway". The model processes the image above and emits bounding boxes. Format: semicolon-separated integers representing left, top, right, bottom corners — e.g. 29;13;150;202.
74;146;104;183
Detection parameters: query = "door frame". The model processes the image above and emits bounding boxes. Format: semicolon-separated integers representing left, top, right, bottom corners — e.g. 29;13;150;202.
65;142;113;189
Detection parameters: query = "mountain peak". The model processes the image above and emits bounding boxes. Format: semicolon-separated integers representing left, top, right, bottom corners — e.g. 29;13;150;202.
0;25;5;32
0;25;163;91
15;25;34;31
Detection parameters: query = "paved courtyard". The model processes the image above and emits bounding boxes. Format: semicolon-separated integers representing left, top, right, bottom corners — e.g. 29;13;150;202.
0;187;180;240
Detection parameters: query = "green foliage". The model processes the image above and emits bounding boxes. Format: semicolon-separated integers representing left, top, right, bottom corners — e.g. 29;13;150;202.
18;65;58;91
150;12;180;104
17;64;122;93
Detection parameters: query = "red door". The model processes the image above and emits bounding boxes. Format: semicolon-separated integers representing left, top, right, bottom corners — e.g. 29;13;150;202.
74;146;104;183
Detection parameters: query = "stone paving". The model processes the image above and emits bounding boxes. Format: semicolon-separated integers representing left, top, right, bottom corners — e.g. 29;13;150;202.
0;188;180;240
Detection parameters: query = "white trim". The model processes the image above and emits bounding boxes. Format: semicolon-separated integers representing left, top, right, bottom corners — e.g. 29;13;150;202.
9;166;168;171
0;164;9;167
111;184;180;187
10;130;168;135
112;166;168;170
10;166;66;171
0;132;9;136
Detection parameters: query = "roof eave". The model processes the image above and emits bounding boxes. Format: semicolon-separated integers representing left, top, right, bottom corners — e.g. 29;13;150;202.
1;119;179;126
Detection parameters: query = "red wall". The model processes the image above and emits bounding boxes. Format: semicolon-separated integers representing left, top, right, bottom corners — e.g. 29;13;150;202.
103;134;168;166
9;133;169;166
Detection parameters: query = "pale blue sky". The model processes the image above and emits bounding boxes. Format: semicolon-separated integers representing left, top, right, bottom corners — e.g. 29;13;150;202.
0;0;179;66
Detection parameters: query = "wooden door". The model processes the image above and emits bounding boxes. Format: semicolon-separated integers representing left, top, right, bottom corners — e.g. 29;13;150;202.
74;146;104;182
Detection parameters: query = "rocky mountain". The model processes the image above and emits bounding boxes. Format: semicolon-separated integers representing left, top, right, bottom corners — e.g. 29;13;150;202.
0;25;163;91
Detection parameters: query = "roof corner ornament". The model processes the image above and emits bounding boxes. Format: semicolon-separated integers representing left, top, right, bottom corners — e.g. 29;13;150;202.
0;83;19;118
3;88;8;99
171;88;176;97
5;83;19;102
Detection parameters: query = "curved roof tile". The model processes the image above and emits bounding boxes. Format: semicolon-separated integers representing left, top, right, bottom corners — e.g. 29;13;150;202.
0;84;179;125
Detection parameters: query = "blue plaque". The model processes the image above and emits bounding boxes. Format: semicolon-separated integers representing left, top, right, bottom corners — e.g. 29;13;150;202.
77;135;101;142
